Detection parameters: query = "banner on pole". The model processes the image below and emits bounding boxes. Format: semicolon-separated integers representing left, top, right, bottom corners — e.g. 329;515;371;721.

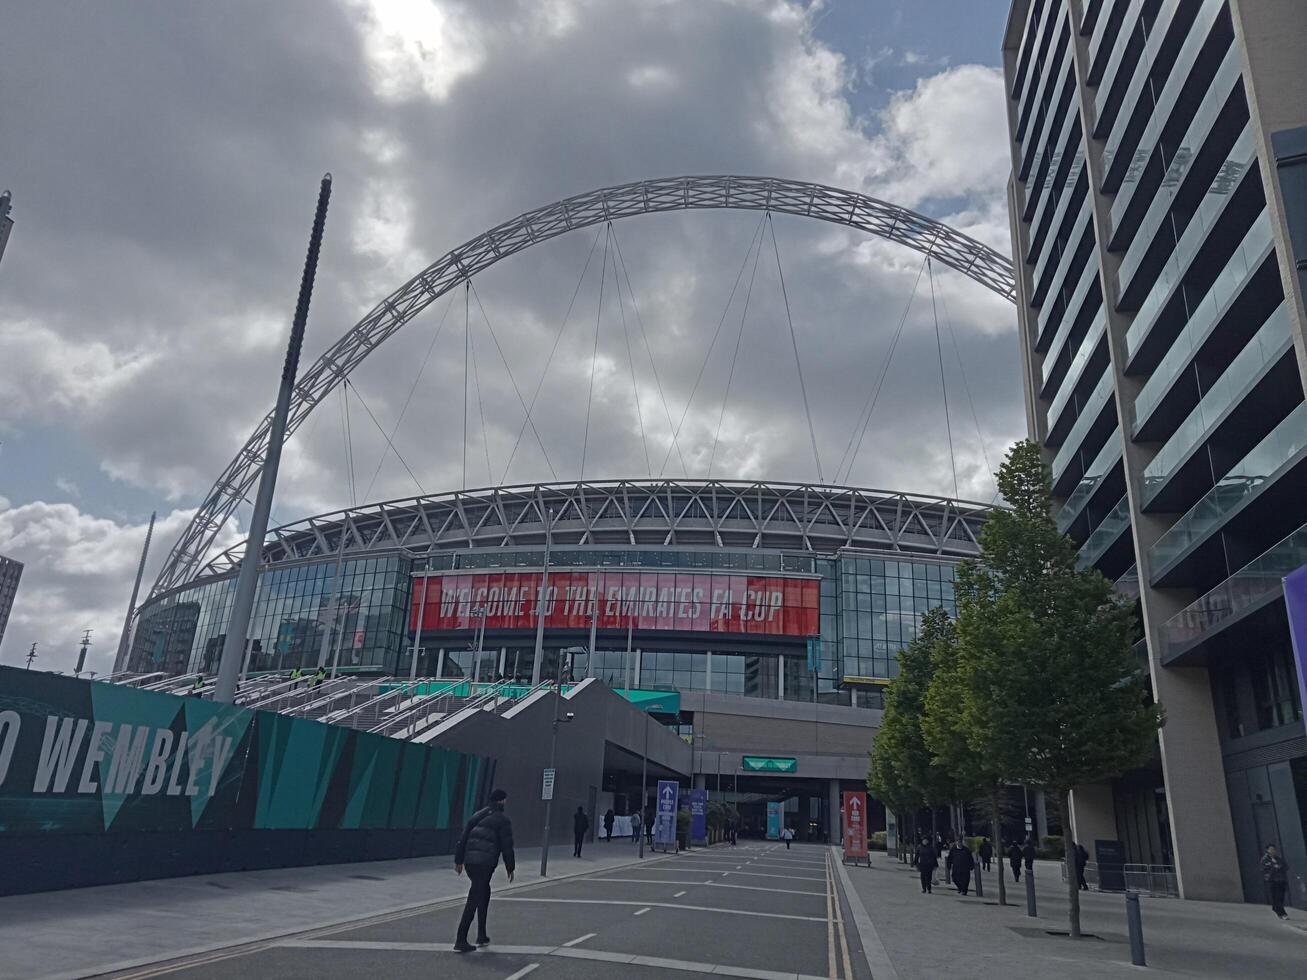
655;780;679;845
843;791;869;862
766;801;783;840
689;788;708;842
1284;564;1307;723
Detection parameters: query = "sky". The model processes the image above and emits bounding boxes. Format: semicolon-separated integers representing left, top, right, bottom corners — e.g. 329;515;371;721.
0;0;1020;675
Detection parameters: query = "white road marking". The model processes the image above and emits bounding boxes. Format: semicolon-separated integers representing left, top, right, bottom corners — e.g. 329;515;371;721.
831;845;900;980
503;965;539;980
673;890;687;897
561;933;595;947
577;877;824;897
495;897;826;922
281;939;830;980
633;907;651;916
723;870;826;882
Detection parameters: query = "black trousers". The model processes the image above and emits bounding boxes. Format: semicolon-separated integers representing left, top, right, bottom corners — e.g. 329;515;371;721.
1269;881;1288;916
1077;866;1088;890
919;868;933;892
1011;864;1020;882
574;832;585;857
456;865;494;943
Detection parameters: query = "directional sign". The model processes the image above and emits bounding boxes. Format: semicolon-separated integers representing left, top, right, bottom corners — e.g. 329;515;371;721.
766;802;783;840
843;791;868;861
541;767;556;801
689;789;708;842
655;780;679;845
741;756;797;773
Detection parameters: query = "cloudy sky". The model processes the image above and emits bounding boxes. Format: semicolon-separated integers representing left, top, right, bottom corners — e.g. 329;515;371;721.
0;0;1021;674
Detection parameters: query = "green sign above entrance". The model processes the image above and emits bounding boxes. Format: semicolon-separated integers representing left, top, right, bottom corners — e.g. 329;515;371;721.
741;755;798;773
617;688;682;715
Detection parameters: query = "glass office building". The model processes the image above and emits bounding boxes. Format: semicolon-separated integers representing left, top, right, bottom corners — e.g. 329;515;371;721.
1003;0;1307;902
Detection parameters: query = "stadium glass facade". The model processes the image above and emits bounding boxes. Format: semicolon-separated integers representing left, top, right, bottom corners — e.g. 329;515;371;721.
129;481;986;712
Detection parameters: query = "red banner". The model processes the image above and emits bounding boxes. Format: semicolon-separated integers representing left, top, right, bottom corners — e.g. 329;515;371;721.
412;570;818;638
843;791;868;860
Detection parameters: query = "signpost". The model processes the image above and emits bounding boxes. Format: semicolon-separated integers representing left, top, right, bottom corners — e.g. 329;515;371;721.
766;801;783;840
654;780;679;851
689;788;708;844
843;791;869;866
541;767;556;801
741;755;797;773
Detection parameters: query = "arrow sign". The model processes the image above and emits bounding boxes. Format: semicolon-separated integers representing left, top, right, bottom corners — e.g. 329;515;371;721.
843;791;869;861
655;780;679;846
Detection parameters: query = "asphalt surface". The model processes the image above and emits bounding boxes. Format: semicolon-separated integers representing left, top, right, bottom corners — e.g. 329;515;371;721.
105;842;875;980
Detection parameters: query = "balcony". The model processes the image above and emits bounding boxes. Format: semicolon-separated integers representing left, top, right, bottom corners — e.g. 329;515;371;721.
1078;494;1133;572
1160;520;1307;664
1149;401;1307;585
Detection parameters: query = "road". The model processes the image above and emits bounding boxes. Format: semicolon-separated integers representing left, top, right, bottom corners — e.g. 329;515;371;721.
105;842;875;980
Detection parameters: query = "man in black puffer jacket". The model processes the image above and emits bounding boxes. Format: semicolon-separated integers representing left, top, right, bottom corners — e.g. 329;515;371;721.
453;788;516;952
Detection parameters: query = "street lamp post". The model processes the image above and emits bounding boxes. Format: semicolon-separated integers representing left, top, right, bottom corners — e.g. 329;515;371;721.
540;648;578;876
639;709;649;859
471;606;488;682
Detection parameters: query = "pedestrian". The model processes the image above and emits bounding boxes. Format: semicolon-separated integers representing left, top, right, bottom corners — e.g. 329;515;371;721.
1261;844;1290;920
915;838;938;894
1074;841;1090;891
314;665;326;687
1008;841;1022;882
1022;837;1037;876
603;807;615;842
646;807;656;846
782;826;795;850
979;837;993;872
573;806;589;858
944;839;954;880
950;841;974;896
452;787;515;953
631;809;643;843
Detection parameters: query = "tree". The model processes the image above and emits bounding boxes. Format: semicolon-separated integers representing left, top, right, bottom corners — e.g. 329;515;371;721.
868;607;961;848
922;608;1010;905
952;440;1163;937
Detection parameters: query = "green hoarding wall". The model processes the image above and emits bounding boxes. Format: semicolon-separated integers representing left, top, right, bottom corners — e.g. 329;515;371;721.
0;666;493;895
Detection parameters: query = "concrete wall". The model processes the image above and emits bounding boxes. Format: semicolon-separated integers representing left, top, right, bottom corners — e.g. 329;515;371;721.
423;679;691;849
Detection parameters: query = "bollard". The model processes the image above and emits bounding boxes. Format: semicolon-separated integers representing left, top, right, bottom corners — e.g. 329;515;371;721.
1025;866;1037;917
975;862;984;898
1125;890;1146;966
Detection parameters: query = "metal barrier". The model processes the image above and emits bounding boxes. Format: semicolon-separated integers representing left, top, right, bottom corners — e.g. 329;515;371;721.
1063;861;1179;898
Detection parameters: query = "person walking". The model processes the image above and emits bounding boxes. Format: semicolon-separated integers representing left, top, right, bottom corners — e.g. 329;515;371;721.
603;808;615;842
979;837;993;872
915;838;938;894
1008;841;1022;883
944;838;954;881
572;806;589;858
646;806;656;846
630;809;643;843
1022;837;1037;877
950;841;974;896
1074;841;1090;891
781;825;795;850
452;788;515;953
1261;844;1290;920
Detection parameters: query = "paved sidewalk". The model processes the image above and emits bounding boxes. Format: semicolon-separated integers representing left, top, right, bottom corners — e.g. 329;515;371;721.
840;854;1307;979
0;840;656;980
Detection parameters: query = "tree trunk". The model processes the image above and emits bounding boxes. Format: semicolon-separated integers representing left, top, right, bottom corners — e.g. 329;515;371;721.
1057;791;1081;938
992;793;1006;906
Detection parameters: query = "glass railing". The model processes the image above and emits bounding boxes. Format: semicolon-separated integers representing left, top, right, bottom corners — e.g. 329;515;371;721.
1041;252;1098;374
1051;363;1114;481
1094;0;1149;127
1141;301;1292;505
1025;74;1079;222
1058;430;1123;533
1115;44;1243;287
1028;111;1083;250
1133;210;1274;430
1149;400;1307;575
1089;0;1127;80
1160;520;1307;660
1034;205;1092;310
1016;1;1063;139
1036;194;1092;343
1104;0;1222;195
1045;308;1107;402
1049;307;1108;430
1116;565;1141;602
1078;494;1132;570
1022;40;1074;184
1125;125;1257;360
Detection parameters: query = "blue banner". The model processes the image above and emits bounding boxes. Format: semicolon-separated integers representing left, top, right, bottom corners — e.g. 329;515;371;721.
655;779;679;845
806;637;821;673
766;801;783;840
689;788;707;842
1284;564;1307;727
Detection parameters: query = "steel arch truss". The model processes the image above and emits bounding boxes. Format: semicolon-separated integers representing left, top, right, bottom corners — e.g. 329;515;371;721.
189;479;995;586
153;175;1015;596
